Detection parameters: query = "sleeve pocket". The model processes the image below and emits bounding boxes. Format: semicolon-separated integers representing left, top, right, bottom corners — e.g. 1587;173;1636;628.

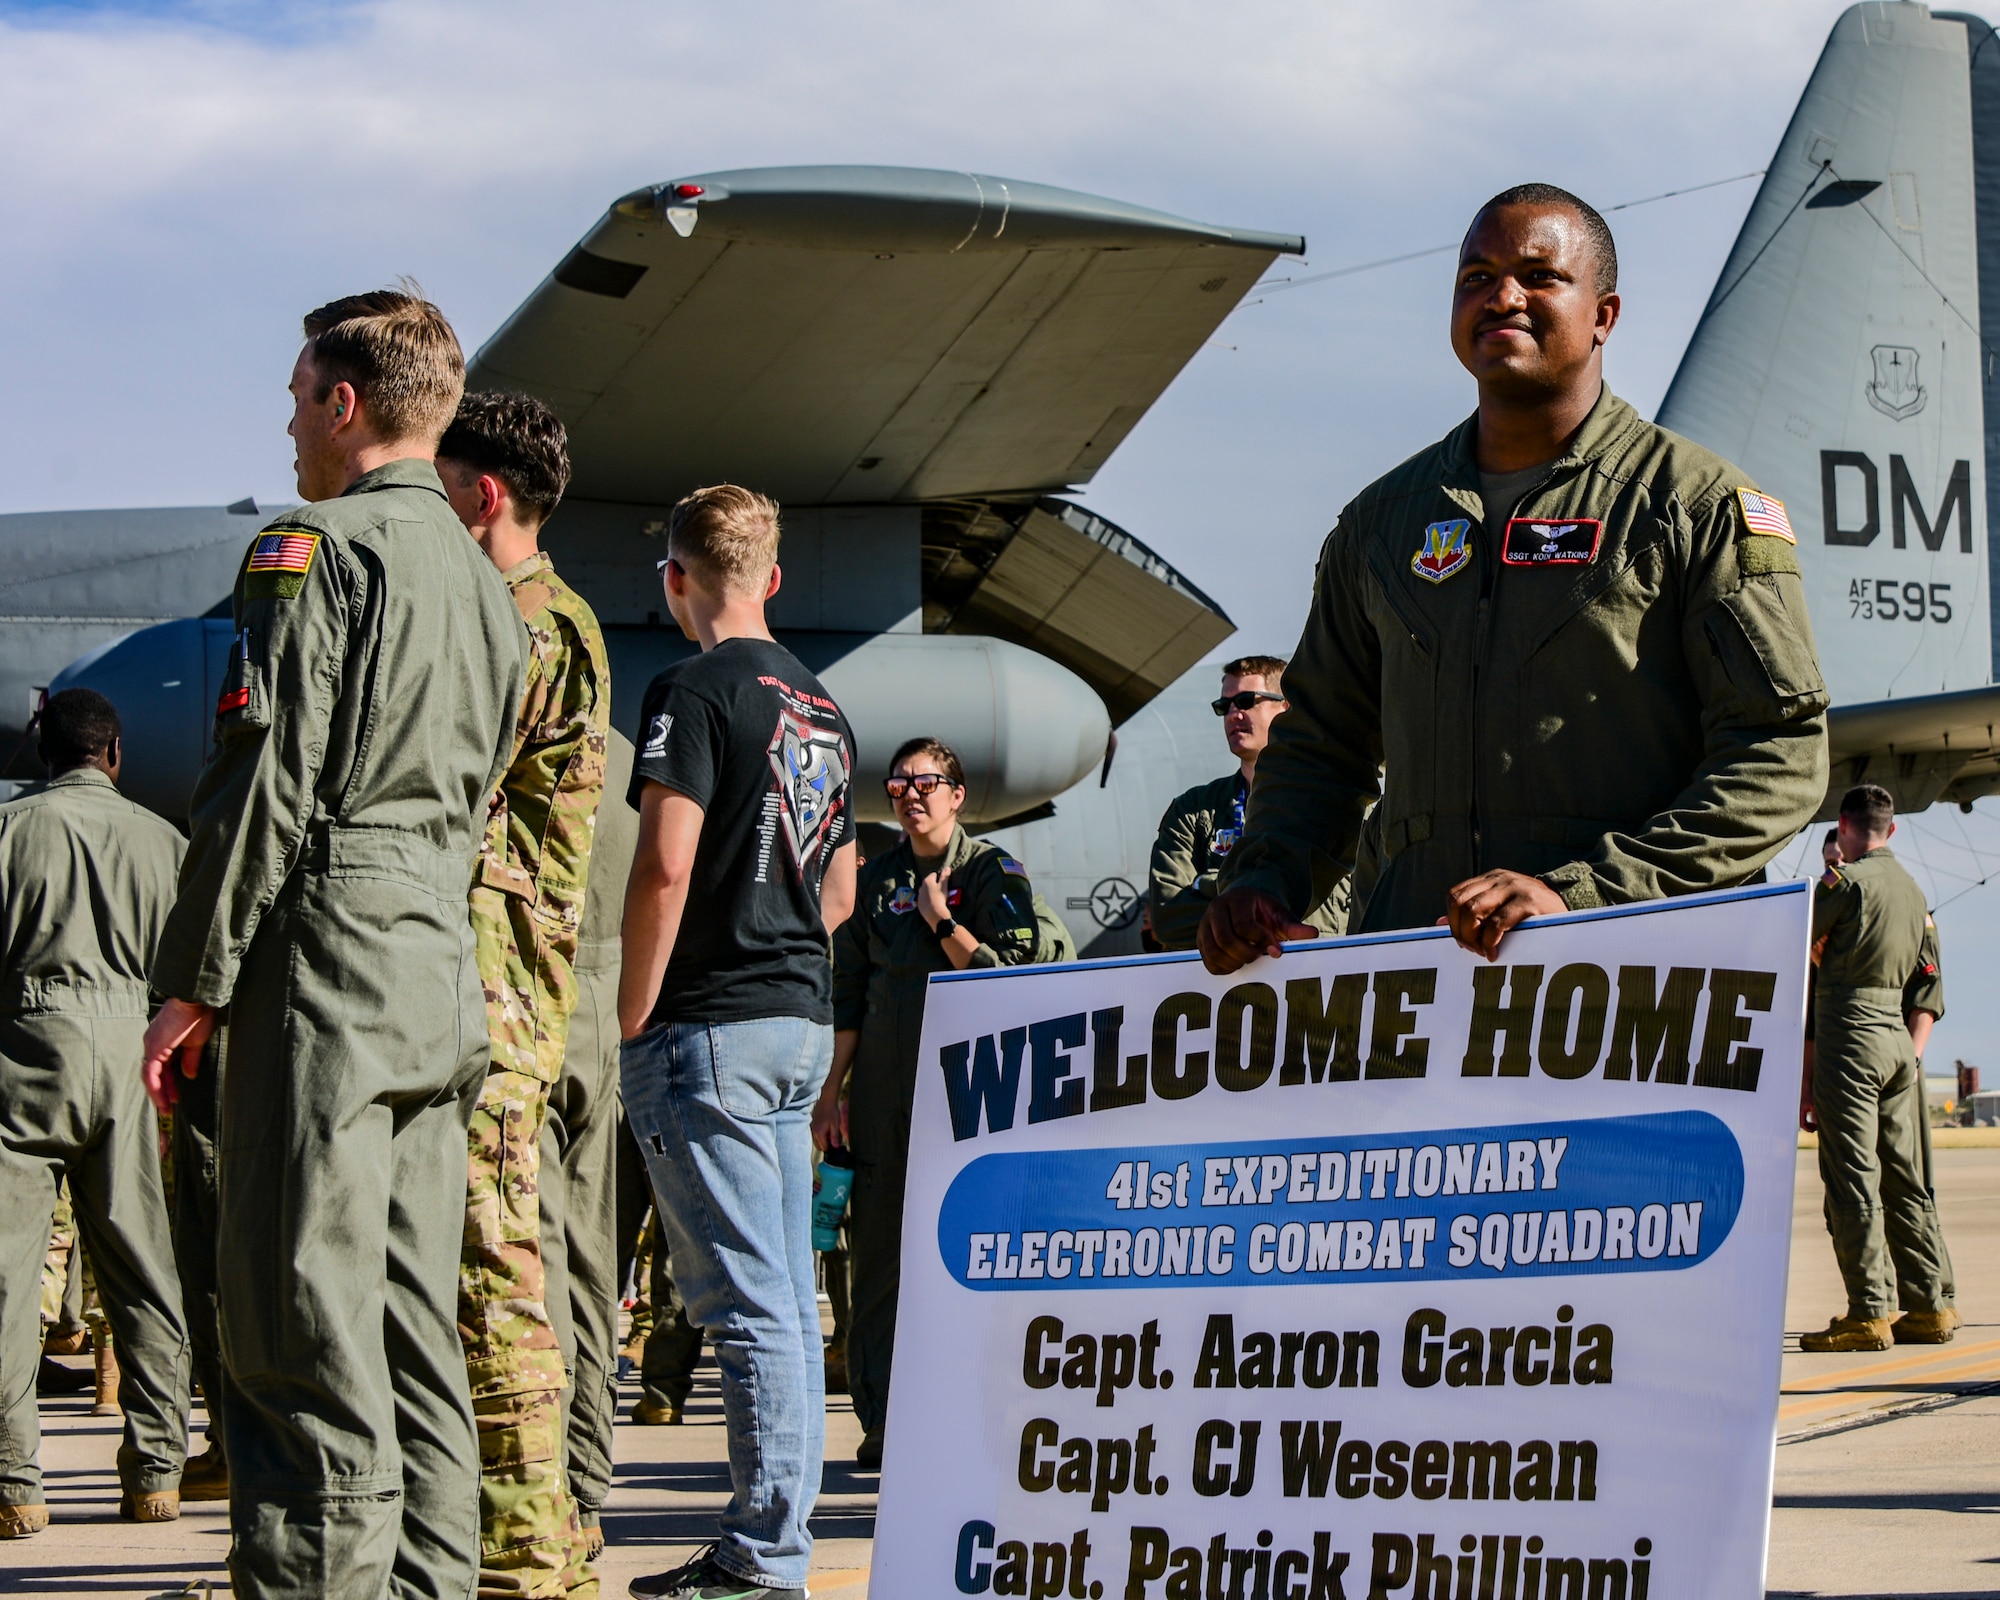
212;648;270;739
1710;573;1829;711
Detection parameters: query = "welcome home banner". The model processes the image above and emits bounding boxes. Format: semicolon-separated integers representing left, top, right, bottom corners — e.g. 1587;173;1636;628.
871;881;1808;1600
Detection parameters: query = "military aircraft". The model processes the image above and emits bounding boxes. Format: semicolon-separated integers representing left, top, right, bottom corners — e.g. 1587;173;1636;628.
13;0;2000;958
4;168;1296;952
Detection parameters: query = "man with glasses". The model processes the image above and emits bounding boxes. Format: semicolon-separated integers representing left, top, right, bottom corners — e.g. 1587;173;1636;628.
1149;656;1347;950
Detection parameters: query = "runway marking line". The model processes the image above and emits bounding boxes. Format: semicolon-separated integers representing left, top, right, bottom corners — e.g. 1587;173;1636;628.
1778;1350;2000;1421
1780;1336;2000;1393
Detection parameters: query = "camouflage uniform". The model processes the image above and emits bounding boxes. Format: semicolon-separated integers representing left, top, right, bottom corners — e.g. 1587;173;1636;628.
460;551;609;1596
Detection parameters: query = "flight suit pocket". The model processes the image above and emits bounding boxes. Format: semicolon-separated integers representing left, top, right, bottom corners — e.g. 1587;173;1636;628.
211;641;269;740
1711;573;1828;712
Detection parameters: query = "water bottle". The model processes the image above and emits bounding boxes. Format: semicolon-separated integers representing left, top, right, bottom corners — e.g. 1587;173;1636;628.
812;1146;855;1252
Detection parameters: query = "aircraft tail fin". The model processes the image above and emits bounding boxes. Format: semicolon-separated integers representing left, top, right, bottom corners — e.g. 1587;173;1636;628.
1657;1;1997;706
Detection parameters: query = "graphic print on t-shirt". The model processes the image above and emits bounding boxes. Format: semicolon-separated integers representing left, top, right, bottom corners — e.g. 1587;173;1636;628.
766;701;852;877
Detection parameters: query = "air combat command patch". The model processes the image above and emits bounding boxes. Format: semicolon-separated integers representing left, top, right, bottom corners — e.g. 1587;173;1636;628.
1412;519;1471;583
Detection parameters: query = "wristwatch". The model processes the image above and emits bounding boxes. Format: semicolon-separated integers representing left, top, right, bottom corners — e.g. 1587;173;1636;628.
935;916;960;941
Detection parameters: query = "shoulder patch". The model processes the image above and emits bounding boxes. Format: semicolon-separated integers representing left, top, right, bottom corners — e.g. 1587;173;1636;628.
998;856;1030;878
243;528;322;600
1737;535;1802;578
1735;488;1796;543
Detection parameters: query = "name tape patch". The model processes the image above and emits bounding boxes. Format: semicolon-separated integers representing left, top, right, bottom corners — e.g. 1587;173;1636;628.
1502;518;1603;566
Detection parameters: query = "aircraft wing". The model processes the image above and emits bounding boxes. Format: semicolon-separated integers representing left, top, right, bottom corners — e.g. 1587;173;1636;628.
467;166;1304;506
1826;683;2000;815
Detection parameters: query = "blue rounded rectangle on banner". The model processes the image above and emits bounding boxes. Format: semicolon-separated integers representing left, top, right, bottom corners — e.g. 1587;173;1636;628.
936;1109;1742;1289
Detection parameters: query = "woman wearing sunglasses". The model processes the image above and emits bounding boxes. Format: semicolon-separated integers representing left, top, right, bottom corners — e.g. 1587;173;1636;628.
813;736;1041;1469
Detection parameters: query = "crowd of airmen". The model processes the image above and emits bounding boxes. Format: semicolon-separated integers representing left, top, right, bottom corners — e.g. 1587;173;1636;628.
0;178;1967;1600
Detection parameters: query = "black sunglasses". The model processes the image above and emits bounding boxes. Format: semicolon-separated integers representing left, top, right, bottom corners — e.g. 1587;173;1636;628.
1212;691;1285;716
885;773;955;799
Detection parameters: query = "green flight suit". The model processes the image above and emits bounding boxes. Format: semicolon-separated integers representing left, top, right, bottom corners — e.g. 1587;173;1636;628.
461;552;609;1597
1904;915;1943;1192
1220;386;1830;931
0;767;190;1508
1149;770;1348;950
169;1026;225;1464
151;460;525;1600
1811;847;1955;1318
830;825;1038;1434
542;729;638;1536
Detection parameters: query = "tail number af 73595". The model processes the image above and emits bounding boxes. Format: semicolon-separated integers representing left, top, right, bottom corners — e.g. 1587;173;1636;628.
1848;579;1953;623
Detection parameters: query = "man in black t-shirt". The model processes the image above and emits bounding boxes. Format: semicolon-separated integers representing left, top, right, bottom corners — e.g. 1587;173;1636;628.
619;485;858;1600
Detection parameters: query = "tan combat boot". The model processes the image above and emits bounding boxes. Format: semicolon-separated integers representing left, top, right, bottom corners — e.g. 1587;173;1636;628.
631;1394;683;1425
1893;1307;1962;1344
1800;1314;1893;1352
42;1324;87;1357
178;1444;229;1502
0;1503;49;1538
92;1342;121;1415
118;1489;179;1523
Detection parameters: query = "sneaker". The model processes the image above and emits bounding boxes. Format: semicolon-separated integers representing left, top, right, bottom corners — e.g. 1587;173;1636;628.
179;1446;229;1502
633;1394;684;1425
855;1428;883;1470
629;1544;804;1599
1893;1307;1962;1344
1800;1314;1892;1352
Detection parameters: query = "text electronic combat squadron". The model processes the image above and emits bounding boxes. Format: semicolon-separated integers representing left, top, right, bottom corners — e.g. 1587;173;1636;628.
20;2;2000;952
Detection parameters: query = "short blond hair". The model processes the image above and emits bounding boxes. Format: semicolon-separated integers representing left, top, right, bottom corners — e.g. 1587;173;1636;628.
302;283;465;447
667;484;782;596
1223;654;1287;688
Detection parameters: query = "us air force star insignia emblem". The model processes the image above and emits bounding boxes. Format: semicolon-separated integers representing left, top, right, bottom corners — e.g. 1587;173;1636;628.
1412;519;1472;583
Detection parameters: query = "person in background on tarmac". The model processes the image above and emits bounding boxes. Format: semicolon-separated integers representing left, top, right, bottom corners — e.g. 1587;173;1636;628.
814;736;1040;1469
1149;654;1348;949
619;485;858;1600
439;390;611;1594
613;1133;705;1429
0;688;190;1537
1802;784;1958;1352
1903;903;1944;1202
141;288;525;1599
544;727;644;1557
1198;183;1828;971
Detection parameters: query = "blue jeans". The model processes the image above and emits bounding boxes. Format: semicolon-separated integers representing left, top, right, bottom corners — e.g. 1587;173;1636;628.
621;1016;831;1589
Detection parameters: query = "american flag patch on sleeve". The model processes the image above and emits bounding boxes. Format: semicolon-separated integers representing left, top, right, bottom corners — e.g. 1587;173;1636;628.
1735;488;1796;543
247;531;320;573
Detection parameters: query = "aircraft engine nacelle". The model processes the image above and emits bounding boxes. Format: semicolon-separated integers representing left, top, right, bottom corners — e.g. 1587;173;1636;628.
599;628;1113;826
52;621;1111;830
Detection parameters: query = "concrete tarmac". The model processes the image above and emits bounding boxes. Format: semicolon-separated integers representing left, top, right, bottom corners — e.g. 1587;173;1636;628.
6;1150;1997;1598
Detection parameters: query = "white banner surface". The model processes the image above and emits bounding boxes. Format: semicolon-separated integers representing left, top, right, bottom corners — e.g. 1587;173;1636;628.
871;882;1808;1600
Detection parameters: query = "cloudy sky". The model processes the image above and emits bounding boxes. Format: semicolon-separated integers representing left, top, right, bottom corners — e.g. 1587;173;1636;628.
6;0;2000;1074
